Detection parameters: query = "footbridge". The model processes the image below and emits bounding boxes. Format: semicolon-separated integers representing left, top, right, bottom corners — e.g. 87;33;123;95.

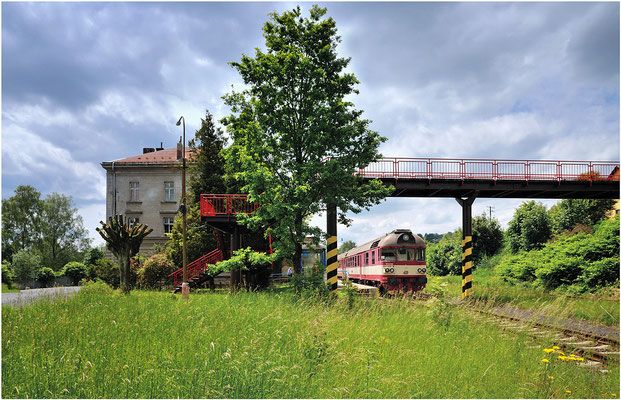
197;157;619;297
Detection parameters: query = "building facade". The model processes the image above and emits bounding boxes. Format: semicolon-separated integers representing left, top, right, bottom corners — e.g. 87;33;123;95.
101;145;193;255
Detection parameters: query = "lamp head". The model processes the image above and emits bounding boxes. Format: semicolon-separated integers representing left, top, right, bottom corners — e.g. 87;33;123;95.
176;116;183;126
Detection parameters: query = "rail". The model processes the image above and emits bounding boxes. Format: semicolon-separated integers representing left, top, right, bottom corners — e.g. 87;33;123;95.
200;194;259;217
356;157;620;182
168;248;223;289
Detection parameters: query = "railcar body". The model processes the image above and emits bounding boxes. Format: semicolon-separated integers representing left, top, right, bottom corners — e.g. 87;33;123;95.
337;229;427;293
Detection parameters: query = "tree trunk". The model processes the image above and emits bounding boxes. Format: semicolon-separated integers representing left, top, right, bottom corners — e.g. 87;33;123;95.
117;251;131;294
293;242;302;274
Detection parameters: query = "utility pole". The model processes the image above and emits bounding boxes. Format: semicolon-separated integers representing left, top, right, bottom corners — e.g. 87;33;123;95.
487;206;495;220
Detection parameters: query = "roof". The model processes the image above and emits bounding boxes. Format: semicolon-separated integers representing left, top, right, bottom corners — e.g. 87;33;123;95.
339;229;425;259
100;147;199;168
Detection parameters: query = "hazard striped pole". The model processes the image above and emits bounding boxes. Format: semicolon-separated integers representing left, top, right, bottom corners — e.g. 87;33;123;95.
455;192;477;299
462;236;473;299
326;203;338;292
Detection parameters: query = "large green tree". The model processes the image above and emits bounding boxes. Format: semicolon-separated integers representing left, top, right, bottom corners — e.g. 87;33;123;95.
1;185;43;262
222;6;391;273
506;201;552;252
472;213;503;262
338;240;357;254
548;199;615;233
39;193;90;270
188;109;228;203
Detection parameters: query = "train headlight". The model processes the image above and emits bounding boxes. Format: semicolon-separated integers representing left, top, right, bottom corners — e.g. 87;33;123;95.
417;267;427;274
390;268;395;273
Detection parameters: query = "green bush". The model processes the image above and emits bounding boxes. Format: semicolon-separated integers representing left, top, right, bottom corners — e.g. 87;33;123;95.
138;254;175;289
83;247;105;267
78;279;114;297
426;232;461;276
89;257;120;288
291;259;330;301
62;261;88;285
2;262;14;289
10;249;41;283
36;267;56;287
497;215;619;293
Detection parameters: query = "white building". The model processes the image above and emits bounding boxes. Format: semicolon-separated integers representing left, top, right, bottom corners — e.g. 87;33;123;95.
101;144;194;255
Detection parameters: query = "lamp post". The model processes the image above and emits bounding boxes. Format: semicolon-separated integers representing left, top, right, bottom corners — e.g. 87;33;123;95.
176;116;188;299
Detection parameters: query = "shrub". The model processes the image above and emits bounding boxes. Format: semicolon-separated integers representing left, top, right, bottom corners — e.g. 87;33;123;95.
426;232;461;276
89;257;120;288
78;279;114;297
83;247;105;267
62;262;88;286
138;254;175;289
291;259;330;301
2;262;14;289
10;249;41;283
496;215;620;292
36;267;56;287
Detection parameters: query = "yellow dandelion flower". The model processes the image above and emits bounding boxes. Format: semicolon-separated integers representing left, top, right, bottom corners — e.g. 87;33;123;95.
611;394;616;397
558;356;568;361
548;376;554;380
558;351;565;356
576;357;584;361
552;346;560;350
544;348;555;354
566;390;571;394
542;358;550;363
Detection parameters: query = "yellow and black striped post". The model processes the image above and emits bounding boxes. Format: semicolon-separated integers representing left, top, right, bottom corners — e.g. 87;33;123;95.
326;203;338;292
456;193;477;299
462;236;473;299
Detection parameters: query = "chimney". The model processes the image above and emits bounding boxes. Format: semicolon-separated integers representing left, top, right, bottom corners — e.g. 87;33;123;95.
177;137;182;160
155;141;164;151
143;147;155;154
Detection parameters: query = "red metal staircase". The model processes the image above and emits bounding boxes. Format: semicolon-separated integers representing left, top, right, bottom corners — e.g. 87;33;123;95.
168;248;223;293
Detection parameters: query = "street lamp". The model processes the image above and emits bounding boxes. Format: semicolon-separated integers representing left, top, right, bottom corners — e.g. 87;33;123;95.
176;116;188;299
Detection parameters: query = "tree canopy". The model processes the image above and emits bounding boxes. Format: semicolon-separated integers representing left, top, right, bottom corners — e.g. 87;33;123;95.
222;6;391;273
338;240;357;254
2;185;90;270
548;199;615;234
472;213;503;262
506;201;552;252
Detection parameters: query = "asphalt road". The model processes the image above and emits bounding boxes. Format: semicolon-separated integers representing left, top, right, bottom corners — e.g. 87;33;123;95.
2;286;81;308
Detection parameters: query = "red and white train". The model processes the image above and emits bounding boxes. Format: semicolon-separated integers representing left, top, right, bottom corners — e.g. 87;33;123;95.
337;229;427;293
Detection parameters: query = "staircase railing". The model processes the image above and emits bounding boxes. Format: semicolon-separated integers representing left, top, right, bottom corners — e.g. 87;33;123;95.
168;248;223;289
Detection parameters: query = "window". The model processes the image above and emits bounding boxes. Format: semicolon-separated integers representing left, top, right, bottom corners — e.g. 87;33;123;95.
129;182;139;202
418;248;426;261
365;252;369;266
371;251;375;265
164;181;175;201
397;247;416;261
381;249;396;261
128;217;139;228
163;217;174;234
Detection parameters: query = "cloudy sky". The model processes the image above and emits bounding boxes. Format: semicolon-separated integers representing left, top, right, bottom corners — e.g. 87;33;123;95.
2;2;619;247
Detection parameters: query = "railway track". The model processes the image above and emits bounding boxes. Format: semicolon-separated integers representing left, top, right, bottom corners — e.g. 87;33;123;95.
394;291;620;371
452;298;619;371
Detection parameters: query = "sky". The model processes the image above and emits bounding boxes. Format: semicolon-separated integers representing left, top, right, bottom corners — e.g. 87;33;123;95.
2;2;619;248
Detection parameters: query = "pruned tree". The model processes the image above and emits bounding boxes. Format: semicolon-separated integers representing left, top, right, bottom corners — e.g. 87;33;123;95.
96;215;152;293
222;6;391;274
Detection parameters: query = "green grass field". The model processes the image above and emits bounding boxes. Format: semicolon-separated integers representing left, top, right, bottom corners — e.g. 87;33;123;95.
426;268;620;327
2;284;619;398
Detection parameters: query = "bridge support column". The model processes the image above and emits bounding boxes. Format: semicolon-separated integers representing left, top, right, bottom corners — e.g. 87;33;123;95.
455;192;478;299
326;203;338;292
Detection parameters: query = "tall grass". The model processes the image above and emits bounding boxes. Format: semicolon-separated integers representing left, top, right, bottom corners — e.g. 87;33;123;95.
2;286;619;398
428;269;620;326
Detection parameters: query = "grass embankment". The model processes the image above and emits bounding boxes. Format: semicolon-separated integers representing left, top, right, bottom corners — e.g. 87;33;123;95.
2;285;619;398
426;269;620;327
2;283;20;293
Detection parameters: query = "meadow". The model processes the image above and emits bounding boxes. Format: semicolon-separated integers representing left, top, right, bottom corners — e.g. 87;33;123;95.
428;268;620;327
2;283;619;399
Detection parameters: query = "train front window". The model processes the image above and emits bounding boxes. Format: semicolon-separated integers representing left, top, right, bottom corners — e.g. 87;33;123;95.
396;248;416;261
418;248;426;261
381;249;395;261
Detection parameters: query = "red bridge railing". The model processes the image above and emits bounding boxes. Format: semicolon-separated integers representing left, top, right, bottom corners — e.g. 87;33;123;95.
200;194;259;217
356;158;620;182
168;248;223;289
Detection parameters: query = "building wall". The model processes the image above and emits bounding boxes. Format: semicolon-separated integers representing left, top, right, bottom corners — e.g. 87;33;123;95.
104;163;182;256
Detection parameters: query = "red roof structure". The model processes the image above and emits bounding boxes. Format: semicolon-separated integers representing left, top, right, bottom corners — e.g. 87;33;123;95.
111;147;195;164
